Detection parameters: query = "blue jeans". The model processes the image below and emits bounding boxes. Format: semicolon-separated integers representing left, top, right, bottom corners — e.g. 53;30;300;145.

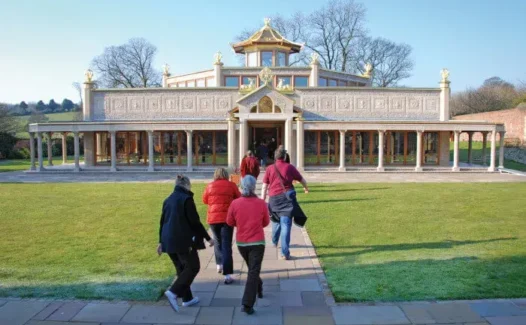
210;223;233;275
272;216;292;258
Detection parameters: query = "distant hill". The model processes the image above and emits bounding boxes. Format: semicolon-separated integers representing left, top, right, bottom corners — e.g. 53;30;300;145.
16;112;80;139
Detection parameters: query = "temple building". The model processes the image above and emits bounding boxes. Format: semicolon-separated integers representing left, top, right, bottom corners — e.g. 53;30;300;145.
28;19;506;173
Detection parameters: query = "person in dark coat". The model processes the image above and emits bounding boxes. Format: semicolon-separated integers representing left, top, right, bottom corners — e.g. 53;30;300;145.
157;175;214;312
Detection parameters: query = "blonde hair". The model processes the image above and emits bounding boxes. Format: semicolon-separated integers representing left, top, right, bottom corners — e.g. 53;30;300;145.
213;167;229;181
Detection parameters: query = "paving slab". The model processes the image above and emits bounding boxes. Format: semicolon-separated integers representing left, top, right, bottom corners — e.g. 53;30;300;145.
257;291;302;307
31;302;64;320
486;316;526;325
191;279;219;292
0;301;5;308
101;323;151;325
71;303;131;322
121;304;198;324
47;302;86;321
214;285;245;299
469;301;526;317
332;306;409;325
193;292;215;307
280;279;321;291
283;306;334;325
301;292;326;307
232;307;282;325
210;298;242;307
25;321;98;325
426;303;485;323
195;306;234;324
0;301;49;325
400;304;436;324
262;285;280;292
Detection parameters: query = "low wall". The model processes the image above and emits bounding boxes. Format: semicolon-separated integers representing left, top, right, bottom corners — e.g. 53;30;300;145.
504;146;526;165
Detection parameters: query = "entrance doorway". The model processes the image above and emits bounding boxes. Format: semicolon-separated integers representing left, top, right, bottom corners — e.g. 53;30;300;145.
248;122;283;165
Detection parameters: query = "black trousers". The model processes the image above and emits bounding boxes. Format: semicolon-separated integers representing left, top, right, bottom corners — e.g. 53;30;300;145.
168;248;200;302
238;245;264;308
210;223;234;275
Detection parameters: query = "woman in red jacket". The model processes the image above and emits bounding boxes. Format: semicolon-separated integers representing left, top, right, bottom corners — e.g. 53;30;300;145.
227;175;270;315
203;168;241;284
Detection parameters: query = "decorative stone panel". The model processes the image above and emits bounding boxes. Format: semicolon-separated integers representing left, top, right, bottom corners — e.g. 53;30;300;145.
92;89;238;121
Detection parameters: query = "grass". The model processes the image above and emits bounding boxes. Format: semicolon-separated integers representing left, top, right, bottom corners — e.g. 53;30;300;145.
0;156;84;173
303;183;526;302
450;141;526;171
0;182;525;302
15;112;80;139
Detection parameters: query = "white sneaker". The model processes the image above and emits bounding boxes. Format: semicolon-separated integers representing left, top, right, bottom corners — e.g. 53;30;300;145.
216;265;223;273
182;296;200;307
164;290;179;312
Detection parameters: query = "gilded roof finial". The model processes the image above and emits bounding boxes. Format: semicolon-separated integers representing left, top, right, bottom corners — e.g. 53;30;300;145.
440;68;450;82
84;69;94;83
214;51;223;65
264;17;271;26
259;67;273;86
363;63;373;78
162;64;170;76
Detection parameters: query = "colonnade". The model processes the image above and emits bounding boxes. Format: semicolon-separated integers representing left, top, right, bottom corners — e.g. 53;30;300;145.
29;132;80;172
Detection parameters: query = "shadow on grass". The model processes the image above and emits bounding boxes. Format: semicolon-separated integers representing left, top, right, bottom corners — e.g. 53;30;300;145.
0;278;172;302
327;255;526;302
300;198;375;205
316;237;517;258
306;187;391;193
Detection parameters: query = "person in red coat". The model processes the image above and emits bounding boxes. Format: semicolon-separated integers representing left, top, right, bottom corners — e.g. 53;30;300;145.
203;167;241;284
227;175;270;315
240;150;260;179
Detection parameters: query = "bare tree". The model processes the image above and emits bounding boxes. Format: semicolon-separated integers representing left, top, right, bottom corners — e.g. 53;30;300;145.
91;38;161;88
0;103;18;135
353;37;414;87
72;82;82;108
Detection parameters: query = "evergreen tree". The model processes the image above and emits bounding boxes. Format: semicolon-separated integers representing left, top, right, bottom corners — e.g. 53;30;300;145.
36;100;47;112
61;98;75;111
48;99;60;113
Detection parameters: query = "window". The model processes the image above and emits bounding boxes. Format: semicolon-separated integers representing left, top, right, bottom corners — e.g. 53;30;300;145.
225;77;239;87
259;96;273;113
261;51;273;66
338;80;347;87
196;79;205;87
242;76;256;86
294;76;309;87
277;76;291;87
328;79;337;87
319;77;328;86
206;77;216;87
177;82;186;88
187;80;195;87
247;52;257;67
277;52;286;66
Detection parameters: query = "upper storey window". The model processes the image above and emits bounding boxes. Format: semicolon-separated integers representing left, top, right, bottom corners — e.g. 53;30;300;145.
225;77;239;87
328;79;337;87
277;52;286;66
247;52;257;67
319;77;328;87
261;51;273;66
294;76;308;87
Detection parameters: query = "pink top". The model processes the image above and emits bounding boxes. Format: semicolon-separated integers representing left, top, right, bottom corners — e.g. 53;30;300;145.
263;160;303;197
226;196;270;245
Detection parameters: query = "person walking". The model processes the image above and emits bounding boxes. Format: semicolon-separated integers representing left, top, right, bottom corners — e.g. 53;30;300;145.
226;175;269;315
240;150;260;179
158;175;214;312
256;141;269;167
203;167;241;284
261;147;309;260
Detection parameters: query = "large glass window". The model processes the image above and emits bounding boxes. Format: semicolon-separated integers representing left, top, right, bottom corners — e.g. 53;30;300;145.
319;77;328;87
187;80;195;87
304;131;339;166
338;80;347;87
242;76;257;86
277;76;291;87
294;76;309;87
193;131;227;165
177;82;186;87
225;76;239;87
261;51;273;66
328;79;337;87
277;52;286;66
206;77;216;87
196;79;205;87
247;52;257;67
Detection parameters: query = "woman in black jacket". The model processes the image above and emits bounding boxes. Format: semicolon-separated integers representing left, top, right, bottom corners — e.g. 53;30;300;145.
157;175;214;312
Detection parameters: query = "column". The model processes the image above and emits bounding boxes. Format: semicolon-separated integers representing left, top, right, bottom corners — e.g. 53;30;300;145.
62;132;68;164
47;132;53;166
338;130;346;171
82;81;94;121
452;130;460;172
227;118;236;169
439;78;451;121
186;130;193;172
239;120;247;162
110;131;117;172
148;131;155;172
481;132;488;166
467;132;473;165
488;130;496;172
73;131;80;172
284;118;292;152
415;131;423;172
498;131;506;169
377;130;385;172
309;60;320;87
37;132;44;171
296;118;305;171
29;132;36;171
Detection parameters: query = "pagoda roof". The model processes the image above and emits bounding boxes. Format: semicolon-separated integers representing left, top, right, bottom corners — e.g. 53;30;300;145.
231;18;303;54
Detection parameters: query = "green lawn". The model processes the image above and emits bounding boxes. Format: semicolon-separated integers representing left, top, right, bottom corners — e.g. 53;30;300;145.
0;183;525;302
0;156;84;173
15;112;80;139
304;183;526;302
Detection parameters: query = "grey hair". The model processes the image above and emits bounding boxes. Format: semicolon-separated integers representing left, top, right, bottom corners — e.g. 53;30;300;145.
175;174;191;190
240;175;257;197
275;147;287;160
246;150;253;157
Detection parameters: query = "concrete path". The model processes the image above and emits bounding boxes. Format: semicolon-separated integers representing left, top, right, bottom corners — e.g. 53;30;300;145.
1;224;525;325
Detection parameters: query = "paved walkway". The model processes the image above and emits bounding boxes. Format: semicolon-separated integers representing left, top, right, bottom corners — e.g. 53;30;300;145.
1;224;525;325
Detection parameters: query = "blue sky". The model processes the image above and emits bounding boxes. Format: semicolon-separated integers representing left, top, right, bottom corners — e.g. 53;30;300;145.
0;0;525;103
